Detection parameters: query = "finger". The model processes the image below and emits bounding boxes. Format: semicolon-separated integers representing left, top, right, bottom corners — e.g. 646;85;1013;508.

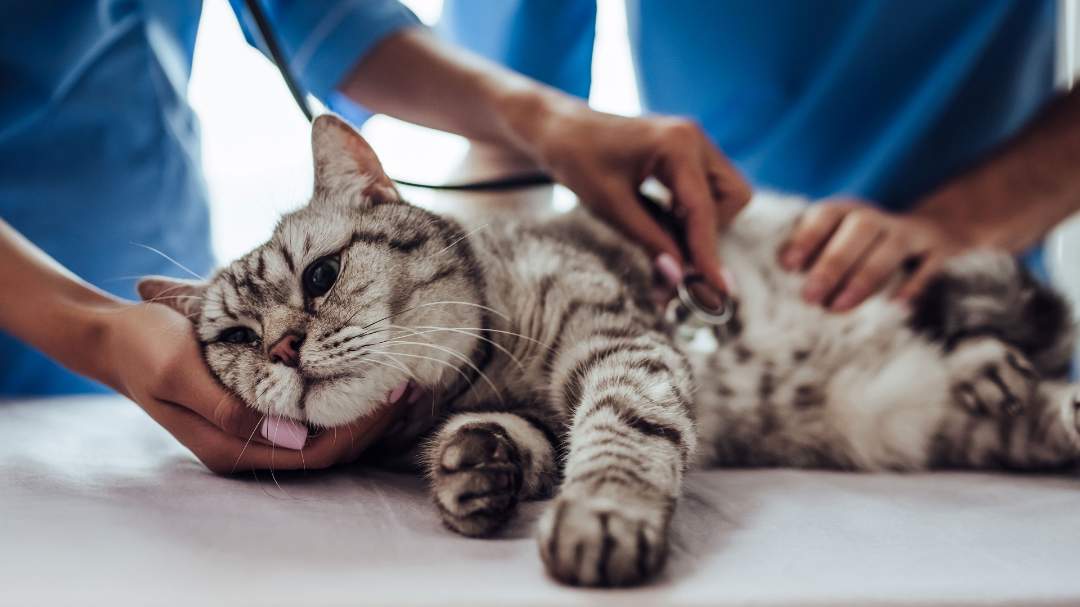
801;215;883;305
156;330;270;443
140;394;397;474
665;158;727;293
587;180;685;266
175;379;267;445
702;145;752;228
781;203;854;271
303;406;399;468
654;252;684;288
829;232;908;312
135;395;297;474
894;253;946;304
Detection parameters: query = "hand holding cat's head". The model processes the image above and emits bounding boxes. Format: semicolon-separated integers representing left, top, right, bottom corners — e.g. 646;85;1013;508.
138;114;486;428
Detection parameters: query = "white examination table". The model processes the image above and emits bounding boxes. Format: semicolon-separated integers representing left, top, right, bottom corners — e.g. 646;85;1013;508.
3;394;1079;606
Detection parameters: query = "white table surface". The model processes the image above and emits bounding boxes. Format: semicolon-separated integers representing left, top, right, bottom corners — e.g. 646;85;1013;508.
3;395;1079;607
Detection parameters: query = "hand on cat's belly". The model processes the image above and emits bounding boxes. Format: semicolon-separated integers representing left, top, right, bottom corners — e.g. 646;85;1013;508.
103;301;396;474
780;199;969;312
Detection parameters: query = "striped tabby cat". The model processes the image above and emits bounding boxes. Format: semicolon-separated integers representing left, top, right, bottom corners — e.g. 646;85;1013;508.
140;115;1080;587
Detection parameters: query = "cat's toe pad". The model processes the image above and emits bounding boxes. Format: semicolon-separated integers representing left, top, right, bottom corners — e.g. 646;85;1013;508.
537;495;670;587
949;338;1037;417
431;424;522;537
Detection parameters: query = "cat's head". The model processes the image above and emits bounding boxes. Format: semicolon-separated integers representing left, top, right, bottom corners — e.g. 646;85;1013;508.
138;114;486;427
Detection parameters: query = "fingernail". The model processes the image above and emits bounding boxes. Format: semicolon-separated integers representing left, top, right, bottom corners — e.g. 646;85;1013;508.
782;247;803;270
654;253;684;287
720;267;739;297
830;291;856;312
387;381;408;405
802;278;828;305
891;291;915;309
260;416;308;450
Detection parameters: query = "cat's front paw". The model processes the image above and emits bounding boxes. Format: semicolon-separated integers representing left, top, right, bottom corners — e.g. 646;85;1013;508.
431;424;523;537
949;338;1038;417
537;494;671;587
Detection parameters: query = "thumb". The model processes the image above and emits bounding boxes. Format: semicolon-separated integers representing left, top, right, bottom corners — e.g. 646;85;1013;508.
666;160;728;294
591;181;685;268
164;352;302;448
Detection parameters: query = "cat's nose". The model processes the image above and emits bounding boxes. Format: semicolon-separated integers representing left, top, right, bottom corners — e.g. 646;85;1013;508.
268;331;305;367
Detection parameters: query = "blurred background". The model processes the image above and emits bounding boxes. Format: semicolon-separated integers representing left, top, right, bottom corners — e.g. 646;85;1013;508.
190;0;641;262
190;0;1080;301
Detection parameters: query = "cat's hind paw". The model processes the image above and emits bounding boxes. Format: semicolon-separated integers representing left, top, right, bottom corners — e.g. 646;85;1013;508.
949;338;1038;418
537;494;670;587
430;424;523;537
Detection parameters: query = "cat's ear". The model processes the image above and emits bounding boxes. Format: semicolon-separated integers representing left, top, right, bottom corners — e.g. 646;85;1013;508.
311;113;398;205
137;276;205;319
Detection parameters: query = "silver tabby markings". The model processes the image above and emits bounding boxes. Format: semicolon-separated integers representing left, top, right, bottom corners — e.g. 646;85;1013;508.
140;114;1080;588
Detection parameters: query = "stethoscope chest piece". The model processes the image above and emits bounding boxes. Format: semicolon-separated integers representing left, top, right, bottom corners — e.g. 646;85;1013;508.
665;275;735;343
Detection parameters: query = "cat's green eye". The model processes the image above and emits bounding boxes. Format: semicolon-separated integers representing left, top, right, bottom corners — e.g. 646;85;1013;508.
218;326;259;345
303;256;340;298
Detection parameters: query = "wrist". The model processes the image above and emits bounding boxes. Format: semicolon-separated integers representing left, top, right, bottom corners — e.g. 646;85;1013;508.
491;84;578;161
61;292;132;391
910;187;984;250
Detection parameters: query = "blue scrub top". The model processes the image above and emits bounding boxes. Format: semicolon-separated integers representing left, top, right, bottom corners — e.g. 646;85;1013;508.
442;0;1057;265
0;0;418;395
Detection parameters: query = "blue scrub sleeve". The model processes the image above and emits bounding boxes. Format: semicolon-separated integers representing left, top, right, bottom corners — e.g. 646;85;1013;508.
228;0;420;104
439;0;596;100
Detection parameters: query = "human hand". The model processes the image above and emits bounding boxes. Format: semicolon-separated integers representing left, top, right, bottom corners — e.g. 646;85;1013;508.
780;200;970;311
101;301;395;474
516;102;751;293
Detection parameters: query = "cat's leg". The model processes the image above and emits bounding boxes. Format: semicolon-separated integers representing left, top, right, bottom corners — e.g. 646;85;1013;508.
911;250;1075;377
538;322;695;587
934;380;1080;469
947;336;1040;418
427;410;559;537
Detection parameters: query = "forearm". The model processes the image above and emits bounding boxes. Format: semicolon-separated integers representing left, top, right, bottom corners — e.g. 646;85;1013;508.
913;88;1080;252
0;220;124;385
337;27;574;156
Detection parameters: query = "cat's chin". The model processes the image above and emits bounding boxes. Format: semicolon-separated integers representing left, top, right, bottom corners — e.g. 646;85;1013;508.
302;377;419;428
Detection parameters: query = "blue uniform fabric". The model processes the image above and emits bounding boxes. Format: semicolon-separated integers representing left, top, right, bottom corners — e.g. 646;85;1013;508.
443;0;1057;270
0;0;418;395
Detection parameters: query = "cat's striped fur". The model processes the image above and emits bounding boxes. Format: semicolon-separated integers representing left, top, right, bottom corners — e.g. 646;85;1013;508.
140;115;1080;587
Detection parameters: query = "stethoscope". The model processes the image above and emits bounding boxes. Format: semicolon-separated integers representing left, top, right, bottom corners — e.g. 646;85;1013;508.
242;0;736;337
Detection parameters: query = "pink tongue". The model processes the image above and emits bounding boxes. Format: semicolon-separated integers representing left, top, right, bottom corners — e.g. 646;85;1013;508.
259;416;308;450
387;380;410;405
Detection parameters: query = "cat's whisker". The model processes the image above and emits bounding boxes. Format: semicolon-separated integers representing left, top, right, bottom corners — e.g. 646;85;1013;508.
327;297;509;347
148;294;206;302
129;241;206;281
379;339;504;405
232;412;267;474
329;324;553;370
343;326;467;357
362;353;417;383
362;351;436;416
266;437;289;499
321;325;421;353
362;348;475;396
435;223;489;257
417;300;511;322
351;299;511;334
391;324;528;373
297;435;307;472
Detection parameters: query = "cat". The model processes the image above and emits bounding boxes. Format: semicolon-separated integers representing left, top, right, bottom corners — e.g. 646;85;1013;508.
138;114;1080;587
